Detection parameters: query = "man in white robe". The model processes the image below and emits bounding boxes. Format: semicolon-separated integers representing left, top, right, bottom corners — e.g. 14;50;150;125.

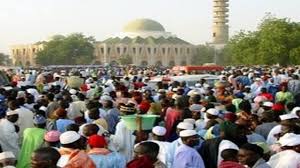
173;130;205;168
166;122;194;168
0;111;20;156
267;133;300;168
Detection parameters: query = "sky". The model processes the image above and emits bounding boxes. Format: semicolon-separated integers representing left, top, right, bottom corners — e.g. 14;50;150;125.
1;0;300;54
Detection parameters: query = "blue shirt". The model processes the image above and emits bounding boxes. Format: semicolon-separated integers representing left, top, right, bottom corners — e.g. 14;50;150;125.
173;144;205;168
56;119;74;133
89;152;126;168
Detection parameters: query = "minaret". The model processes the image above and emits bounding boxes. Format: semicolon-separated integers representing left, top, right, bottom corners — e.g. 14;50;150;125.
212;0;229;44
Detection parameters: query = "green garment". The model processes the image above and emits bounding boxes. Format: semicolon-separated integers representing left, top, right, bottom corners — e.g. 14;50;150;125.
17;127;46;168
275;91;294;104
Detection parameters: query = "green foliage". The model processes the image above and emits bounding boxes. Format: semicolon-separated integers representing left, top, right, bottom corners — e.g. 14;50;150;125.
192;44;214;65
0;53;10;65
224;15;300;65
36;33;95;65
118;55;133;65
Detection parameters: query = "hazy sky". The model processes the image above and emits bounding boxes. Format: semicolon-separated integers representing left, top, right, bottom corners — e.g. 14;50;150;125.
1;0;300;54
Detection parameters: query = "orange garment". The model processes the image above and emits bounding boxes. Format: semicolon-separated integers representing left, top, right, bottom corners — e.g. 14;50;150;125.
59;148;96;168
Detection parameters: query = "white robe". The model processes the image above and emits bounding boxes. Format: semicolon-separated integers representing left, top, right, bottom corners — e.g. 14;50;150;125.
267;150;300;168
111;120;135;162
15;107;34;140
149;140;171;165
0;119;19;156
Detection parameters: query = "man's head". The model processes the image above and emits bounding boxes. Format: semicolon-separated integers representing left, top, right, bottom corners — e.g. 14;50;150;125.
88;108;100;120
8;100;19;111
152;126;166;141
6;111;19;123
221;149;239;162
220;121;238;139
82;124;99;137
238;143;264;167
88;135;107;149
44;131;61;147
176;122;194;135
134;141;160;161
59;131;82;149
0;151;16;167
189;104;202;120
31;147;61;168
259;111;275;123
33;115;47;128
102;100;113;109
180;130;200;147
260;87;267;93
278;133;300;153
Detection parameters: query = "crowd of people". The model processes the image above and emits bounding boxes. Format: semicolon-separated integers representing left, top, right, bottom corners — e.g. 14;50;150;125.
0;65;299;168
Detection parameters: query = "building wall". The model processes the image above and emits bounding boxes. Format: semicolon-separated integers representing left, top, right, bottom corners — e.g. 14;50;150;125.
94;43;195;66
10;42;195;66
10;44;44;66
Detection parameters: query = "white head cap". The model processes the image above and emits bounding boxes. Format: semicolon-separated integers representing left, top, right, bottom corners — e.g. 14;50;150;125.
189;104;202;112
183;118;196;125
152;126;167;136
39;106;47;112
280;113;299;121
206;108;219;116
0;151;15;161
177;122;194;130
69;89;77;95
278;133;300;147
6;111;18;116
179;129;198;137
59;131;81;145
262;101;274;107
291;107;300;115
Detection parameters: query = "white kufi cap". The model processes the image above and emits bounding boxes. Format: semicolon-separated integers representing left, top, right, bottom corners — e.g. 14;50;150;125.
6;111;18;116
152;126;167;136
0;151;15;160
262;101;274;107
206;108;219;116
60;131;81;145
177;122;194;130
69;89;77;95
179;129;198;137
280;113;299;121
183;118;196;125
279;133;300;147
291;107;300;115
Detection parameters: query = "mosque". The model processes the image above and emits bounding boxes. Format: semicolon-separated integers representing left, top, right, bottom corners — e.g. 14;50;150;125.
94;18;195;66
10;0;229;66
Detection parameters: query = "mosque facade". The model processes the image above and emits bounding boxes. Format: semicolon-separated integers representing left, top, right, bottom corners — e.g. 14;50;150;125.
94;19;195;66
10;19;195;66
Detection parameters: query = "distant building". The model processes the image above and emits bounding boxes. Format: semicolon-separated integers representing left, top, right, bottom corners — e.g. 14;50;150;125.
10;19;195;67
10;43;44;66
94;18;195;66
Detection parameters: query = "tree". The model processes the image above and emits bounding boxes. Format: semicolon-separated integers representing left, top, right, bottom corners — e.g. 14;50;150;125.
0;53;9;65
192;44;214;65
118;55;133;65
36;33;95;65
223;14;300;65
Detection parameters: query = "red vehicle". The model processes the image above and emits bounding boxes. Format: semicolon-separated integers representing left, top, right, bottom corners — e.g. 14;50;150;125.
172;65;224;74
